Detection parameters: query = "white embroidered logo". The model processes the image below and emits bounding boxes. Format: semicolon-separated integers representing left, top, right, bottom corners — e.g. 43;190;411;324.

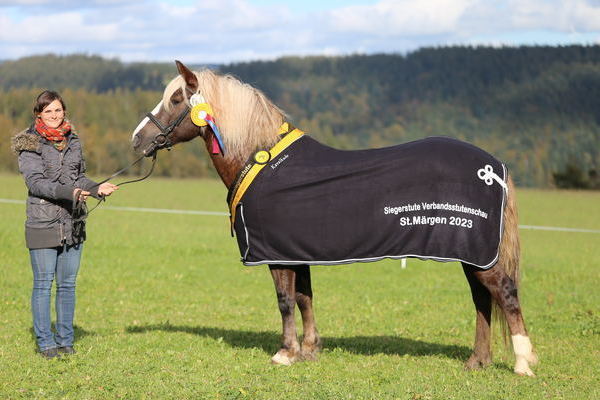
477;164;508;192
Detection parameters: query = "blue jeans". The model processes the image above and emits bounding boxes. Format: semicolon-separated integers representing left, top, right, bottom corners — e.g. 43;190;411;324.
29;244;83;351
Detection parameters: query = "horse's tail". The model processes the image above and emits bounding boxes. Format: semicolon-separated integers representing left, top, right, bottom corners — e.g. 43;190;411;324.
494;175;520;344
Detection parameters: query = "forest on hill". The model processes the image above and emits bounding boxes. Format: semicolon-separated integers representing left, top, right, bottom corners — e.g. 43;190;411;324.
1;46;599;188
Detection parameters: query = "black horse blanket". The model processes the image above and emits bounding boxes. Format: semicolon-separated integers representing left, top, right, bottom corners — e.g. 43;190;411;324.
231;134;508;269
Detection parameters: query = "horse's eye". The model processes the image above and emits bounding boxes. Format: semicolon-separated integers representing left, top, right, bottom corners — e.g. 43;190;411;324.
171;98;181;106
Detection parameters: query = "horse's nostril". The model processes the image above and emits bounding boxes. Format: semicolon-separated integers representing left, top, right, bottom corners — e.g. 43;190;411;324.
132;134;141;148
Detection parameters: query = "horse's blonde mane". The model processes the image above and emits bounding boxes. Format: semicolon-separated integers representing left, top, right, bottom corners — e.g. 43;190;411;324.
163;69;285;161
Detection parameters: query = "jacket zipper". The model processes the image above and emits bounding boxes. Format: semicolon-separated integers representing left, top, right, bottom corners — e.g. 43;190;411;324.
58;140;71;244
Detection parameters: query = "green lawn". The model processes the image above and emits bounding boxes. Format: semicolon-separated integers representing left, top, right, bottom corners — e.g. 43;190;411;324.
0;173;598;399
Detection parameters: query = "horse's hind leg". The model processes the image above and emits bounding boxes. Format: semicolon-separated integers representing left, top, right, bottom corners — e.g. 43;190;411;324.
294;265;322;360
466;264;538;376
269;265;301;365
462;263;493;370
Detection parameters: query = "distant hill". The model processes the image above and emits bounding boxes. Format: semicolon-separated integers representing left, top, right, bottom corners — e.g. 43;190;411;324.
0;54;175;92
221;46;600;187
223;46;600;130
0;54;219;92
1;47;598;187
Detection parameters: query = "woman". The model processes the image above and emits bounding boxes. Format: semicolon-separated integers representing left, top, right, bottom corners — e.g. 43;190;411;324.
11;90;118;359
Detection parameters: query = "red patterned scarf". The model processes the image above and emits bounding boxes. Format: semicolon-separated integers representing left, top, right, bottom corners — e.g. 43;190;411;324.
35;118;72;150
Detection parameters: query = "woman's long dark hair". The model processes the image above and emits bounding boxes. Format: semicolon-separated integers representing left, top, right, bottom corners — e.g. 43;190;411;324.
33;90;66;116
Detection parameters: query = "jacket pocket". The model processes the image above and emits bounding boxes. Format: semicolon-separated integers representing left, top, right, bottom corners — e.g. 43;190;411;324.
26;197;61;228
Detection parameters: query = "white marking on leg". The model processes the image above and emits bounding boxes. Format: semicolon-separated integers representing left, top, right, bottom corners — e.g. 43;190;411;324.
512;334;535;376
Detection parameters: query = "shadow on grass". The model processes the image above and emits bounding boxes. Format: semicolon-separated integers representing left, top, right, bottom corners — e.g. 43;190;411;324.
126;323;471;360
28;324;96;339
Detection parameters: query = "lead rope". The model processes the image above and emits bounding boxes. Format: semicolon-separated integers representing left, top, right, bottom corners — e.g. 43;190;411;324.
71;153;158;237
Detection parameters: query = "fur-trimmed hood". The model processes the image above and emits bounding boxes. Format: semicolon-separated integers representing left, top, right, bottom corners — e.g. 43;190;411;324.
11;129;41;154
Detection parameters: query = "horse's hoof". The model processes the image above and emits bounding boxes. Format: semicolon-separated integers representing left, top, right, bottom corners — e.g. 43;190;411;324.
514;366;536;377
464;354;492;370
514;358;535;377
300;350;318;361
271;352;295;366
300;338;322;361
528;352;539;366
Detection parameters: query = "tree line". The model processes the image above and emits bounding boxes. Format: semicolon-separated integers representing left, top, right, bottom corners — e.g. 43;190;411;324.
1;47;599;188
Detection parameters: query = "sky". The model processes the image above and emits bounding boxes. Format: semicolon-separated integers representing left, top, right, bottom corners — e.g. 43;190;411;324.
1;0;599;64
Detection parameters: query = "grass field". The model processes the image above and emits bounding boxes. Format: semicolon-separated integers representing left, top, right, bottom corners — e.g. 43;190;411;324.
0;172;598;399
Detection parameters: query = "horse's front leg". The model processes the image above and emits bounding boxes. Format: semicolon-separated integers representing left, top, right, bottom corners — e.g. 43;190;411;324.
294;265;322;360
269;265;301;365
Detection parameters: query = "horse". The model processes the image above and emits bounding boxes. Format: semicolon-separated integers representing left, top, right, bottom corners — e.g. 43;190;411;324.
131;60;538;376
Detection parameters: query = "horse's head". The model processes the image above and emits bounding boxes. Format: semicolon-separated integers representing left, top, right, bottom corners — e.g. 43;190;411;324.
132;61;286;185
132;60;223;158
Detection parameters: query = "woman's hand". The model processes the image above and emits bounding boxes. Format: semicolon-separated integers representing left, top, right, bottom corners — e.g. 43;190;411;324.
73;188;91;202
98;182;119;197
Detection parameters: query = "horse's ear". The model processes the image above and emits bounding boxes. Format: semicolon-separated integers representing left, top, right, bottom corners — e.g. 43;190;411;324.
175;60;198;91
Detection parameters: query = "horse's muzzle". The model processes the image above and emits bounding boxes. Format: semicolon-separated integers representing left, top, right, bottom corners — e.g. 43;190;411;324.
142;142;159;157
132;133;142;150
132;132;162;157
141;134;171;157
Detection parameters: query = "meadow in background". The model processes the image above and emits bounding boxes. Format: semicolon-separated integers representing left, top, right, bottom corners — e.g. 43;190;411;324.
0;173;598;399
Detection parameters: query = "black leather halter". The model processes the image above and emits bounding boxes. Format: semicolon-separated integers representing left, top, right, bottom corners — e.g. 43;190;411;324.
143;106;190;156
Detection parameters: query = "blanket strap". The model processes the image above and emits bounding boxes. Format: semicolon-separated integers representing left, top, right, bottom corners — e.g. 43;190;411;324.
228;123;305;234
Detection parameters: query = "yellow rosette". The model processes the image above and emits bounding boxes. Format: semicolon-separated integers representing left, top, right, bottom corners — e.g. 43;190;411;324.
191;103;213;127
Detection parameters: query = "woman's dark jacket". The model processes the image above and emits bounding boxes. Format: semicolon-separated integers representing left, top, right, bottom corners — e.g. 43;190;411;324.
12;126;100;249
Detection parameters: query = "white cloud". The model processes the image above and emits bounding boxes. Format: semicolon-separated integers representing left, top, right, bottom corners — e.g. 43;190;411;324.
555;0;600;31
0;0;599;63
480;0;600;32
0;11;119;43
329;0;476;36
0;0;139;7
